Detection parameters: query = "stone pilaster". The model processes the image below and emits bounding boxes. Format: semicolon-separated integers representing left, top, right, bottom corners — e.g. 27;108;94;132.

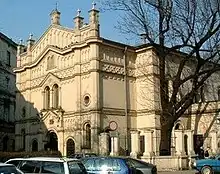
110;135;120;156
175;130;185;156
211;131;217;154
130;130;140;158
99;132;109;156
143;130;154;157
185;130;195;155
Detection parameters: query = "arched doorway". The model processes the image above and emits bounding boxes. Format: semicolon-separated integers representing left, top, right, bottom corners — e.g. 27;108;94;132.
3;136;9;151
66;139;75;157
45;131;58;151
32;140;38;152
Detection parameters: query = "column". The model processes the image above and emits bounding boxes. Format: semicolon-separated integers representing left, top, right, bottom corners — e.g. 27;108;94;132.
130;130;140;158
143;130;154;157
211;131;217;154
58;131;64;156
110;135;120;156
175;130;185;156
59;87;62;108
50;90;53;108
99;132;109;156
185;130;195;155
42;91;45;109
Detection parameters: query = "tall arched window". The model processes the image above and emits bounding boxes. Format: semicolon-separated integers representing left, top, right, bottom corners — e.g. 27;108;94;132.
32;140;38;152
45;86;50;109
218;87;220;100
84;123;91;149
21;129;25;151
52;84;59;108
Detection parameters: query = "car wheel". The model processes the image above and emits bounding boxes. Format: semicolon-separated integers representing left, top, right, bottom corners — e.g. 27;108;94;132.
201;166;213;174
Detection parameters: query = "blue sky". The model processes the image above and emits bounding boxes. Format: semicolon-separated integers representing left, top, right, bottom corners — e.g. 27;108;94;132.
0;0;133;45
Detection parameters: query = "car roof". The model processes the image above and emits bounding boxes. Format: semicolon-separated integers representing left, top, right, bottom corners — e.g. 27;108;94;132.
0;163;14;167
6;157;81;162
82;156;128;160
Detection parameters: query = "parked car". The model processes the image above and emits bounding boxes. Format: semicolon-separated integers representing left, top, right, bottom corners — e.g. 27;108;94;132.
69;152;97;159
193;155;220;174
81;156;157;174
0;163;24;174
5;157;87;174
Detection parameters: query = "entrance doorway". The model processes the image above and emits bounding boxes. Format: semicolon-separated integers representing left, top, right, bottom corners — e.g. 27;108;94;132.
45;131;58;151
66;139;75;157
3;136;9;151
32;140;38;151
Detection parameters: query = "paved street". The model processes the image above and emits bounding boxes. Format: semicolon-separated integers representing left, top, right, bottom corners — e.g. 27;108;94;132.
158;170;195;174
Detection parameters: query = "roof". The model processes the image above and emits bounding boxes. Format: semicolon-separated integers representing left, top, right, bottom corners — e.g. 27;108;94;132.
0;163;14;167
0;32;17;48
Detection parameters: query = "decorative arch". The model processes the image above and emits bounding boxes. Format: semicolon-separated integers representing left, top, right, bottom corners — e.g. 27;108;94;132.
174;121;184;130
66;138;75;157
32;139;38;152
44;86;50;109
52;84;59;108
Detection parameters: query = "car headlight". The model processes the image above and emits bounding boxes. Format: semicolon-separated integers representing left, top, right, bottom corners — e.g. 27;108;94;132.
193;161;196;167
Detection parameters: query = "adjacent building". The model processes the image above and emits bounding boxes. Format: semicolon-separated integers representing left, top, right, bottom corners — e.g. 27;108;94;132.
0;32;17;151
14;4;220;160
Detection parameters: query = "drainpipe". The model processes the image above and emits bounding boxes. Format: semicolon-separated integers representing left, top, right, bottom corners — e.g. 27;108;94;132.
123;46;128;154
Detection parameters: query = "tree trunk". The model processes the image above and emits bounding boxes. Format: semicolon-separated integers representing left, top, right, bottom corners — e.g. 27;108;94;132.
159;122;173;156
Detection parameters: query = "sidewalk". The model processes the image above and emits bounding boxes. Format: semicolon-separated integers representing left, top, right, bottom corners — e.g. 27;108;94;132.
158;170;195;174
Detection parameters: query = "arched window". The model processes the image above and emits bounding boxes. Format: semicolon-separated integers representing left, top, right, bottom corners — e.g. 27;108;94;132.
22;106;26;117
21;129;25;151
218;87;220;100
3;136;9;151
45;86;50;109
52;84;59;108
84;123;91;149
66;139;75;157
32;140;38;152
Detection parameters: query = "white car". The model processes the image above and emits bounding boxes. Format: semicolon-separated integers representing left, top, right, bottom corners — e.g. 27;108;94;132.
5;157;86;174
0;163;24;174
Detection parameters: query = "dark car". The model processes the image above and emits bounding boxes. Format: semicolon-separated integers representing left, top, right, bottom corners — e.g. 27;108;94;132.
193;155;220;174
81;156;157;174
0;163;24;174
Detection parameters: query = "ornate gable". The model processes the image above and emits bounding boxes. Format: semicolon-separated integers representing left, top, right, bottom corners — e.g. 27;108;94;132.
31;25;75;63
39;72;61;89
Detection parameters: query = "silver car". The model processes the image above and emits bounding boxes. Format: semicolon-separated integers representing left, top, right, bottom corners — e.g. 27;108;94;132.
5;157;86;174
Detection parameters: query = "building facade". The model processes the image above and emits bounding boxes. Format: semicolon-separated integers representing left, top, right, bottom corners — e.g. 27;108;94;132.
14;5;220;159
0;32;17;151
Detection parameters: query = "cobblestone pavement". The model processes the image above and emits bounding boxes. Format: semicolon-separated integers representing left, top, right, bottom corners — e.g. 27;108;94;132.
158;170;196;174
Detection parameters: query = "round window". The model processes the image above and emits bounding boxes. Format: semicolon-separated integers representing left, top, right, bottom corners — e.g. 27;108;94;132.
84;95;90;106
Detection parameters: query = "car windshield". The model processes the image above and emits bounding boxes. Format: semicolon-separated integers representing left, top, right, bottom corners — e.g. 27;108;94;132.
126;158;150;168
68;161;87;174
41;161;64;174
83;158;121;171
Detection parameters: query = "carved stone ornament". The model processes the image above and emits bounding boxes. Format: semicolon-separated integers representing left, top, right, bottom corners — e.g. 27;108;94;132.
109;121;118;131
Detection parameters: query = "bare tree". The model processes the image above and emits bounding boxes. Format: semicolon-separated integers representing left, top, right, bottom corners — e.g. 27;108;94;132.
100;0;220;155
